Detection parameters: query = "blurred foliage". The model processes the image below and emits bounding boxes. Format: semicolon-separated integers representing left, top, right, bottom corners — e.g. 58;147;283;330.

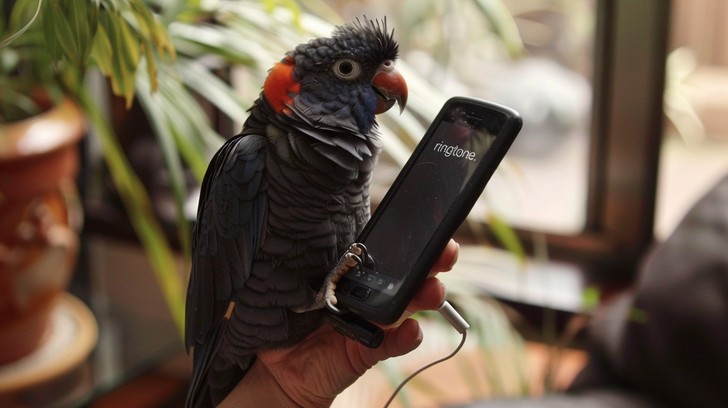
1;0;186;333
0;0;175;119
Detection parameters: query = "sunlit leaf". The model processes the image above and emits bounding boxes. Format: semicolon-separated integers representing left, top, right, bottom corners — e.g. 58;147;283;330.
67;0;97;63
169;22;257;66
130;0;176;60
157;68;225;152
117;13;141;105
91;23;114;77
40;1;62;61
175;60;248;123
143;44;159;91
158;0;193;25
49;3;81;65
99;12;125;97
137;71;192;259
169;131;220;181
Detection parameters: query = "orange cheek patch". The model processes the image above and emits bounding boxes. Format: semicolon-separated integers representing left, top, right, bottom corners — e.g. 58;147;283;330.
263;61;301;114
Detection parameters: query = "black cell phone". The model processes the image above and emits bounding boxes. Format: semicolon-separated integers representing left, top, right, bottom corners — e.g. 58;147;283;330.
332;97;522;325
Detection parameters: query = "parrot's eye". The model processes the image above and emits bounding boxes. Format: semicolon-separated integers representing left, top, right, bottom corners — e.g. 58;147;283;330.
332;59;362;80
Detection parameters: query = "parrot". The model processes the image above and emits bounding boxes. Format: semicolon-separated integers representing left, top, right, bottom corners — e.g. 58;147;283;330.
184;18;408;407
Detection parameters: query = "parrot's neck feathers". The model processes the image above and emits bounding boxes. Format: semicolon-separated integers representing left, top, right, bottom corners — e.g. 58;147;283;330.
288;100;365;136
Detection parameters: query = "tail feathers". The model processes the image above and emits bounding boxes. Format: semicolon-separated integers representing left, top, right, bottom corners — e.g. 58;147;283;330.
185;302;255;408
208;356;254;406
186;350;255;408
185;302;231;408
186;323;223;408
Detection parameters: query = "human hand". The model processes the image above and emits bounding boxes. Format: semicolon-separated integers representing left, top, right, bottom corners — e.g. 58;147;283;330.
220;239;460;408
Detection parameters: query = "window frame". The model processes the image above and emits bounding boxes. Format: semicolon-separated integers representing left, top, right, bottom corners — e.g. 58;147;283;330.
491;0;672;284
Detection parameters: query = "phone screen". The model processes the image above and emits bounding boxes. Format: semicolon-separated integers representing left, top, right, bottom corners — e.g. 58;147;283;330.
361;103;501;285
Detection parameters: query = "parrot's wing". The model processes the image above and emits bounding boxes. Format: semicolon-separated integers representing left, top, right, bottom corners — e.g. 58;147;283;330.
185;134;268;406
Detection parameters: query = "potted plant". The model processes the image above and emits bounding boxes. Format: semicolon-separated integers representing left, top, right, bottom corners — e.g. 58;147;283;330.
0;99;85;365
0;1;343;364
0;0;357;364
0;0;179;364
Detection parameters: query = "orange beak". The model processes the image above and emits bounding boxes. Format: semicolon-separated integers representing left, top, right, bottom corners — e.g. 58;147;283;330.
371;60;408;114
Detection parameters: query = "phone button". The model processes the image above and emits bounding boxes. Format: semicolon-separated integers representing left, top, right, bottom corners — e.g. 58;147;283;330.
349;285;371;302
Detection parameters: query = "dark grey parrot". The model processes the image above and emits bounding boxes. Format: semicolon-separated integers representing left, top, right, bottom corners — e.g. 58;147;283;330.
184;18;408;407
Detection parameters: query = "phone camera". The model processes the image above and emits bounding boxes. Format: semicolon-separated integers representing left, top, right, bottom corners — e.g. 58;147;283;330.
465;114;483;128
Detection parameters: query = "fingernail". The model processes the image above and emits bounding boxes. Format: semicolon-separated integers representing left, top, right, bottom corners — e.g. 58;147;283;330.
438;279;447;304
414;325;424;347
447;242;460;270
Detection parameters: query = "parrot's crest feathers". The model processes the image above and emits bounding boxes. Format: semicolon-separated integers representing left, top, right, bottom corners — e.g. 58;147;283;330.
291;17;399;73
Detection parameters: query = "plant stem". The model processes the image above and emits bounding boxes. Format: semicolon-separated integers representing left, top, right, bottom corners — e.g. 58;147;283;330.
77;86;186;339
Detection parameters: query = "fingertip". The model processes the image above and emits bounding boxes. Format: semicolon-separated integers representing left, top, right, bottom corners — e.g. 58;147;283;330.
350;319;424;376
433;240;460;273
447;241;460;270
388;319;423;358
410;277;446;311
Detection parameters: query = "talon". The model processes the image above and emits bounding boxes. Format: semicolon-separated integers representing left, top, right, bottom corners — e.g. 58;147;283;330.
350;243;367;258
323;243;367;314
346;254;361;268
296;243;367;313
326;298;342;314
324;278;341;314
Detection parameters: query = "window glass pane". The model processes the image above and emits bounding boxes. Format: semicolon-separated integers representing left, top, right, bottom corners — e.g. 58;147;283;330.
657;0;728;239
328;0;597;234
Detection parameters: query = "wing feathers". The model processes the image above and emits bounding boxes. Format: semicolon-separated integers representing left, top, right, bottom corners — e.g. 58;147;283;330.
186;134;268;350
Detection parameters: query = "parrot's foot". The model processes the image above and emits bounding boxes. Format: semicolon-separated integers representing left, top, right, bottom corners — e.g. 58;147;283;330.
323;243;367;314
293;243;366;313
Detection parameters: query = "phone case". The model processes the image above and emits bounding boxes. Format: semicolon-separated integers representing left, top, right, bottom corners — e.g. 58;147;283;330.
333;96;522;325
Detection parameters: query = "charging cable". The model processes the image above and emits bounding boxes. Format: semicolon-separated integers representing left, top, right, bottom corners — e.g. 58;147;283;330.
382;301;470;408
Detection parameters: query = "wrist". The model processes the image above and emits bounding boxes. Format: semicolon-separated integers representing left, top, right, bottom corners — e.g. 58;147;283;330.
219;359;300;408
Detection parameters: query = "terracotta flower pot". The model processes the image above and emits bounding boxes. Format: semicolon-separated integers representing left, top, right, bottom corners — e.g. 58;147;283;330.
0;99;85;365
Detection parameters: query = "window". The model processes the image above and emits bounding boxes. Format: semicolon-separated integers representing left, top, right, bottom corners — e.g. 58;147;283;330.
657;0;728;240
